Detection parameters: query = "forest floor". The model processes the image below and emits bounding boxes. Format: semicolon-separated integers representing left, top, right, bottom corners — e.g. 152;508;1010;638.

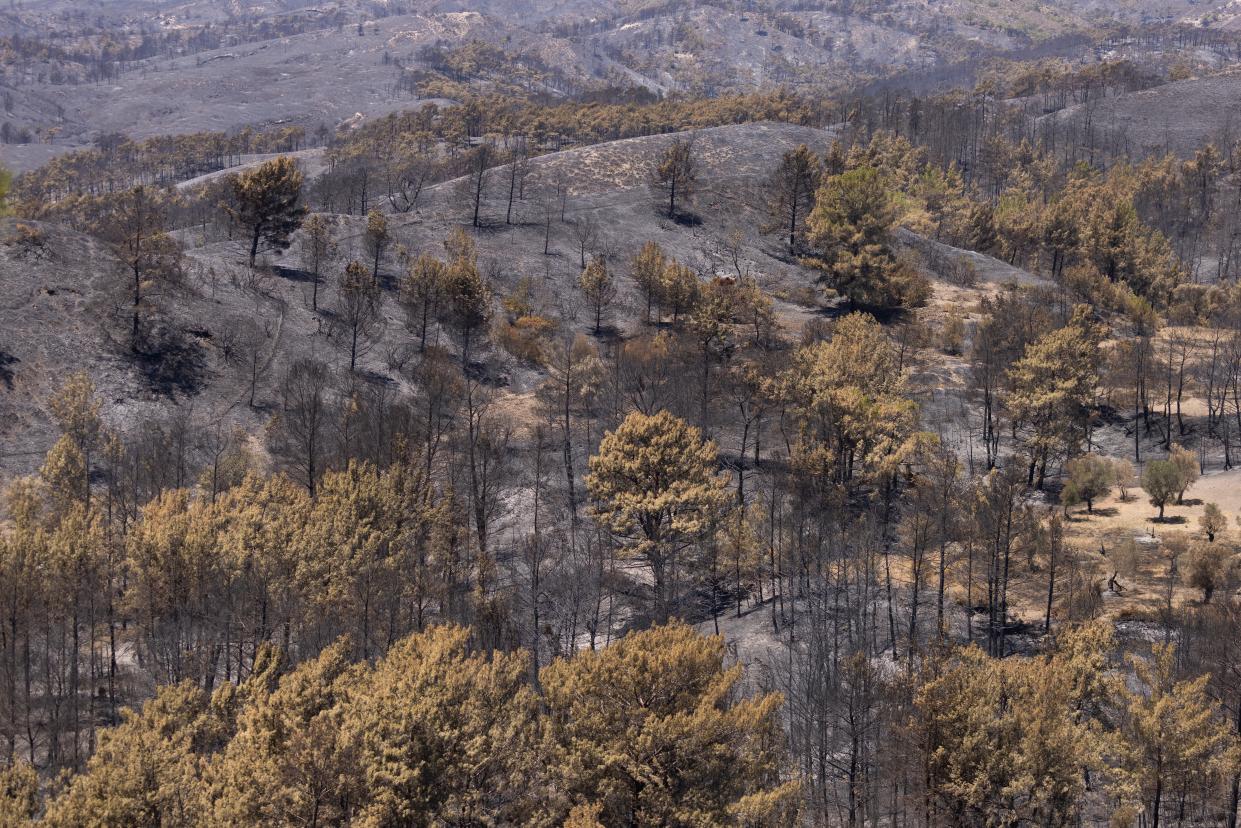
943;465;1241;635
706;465;1241;692
1059;468;1241;617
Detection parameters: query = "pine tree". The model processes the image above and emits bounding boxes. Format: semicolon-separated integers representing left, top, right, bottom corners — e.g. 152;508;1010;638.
400;252;446;353
270;358;332;497
578;255;616;335
768;144;820;252
299;213;334;312
298;461;427;660
96;185;182;345
1122;643;1239;828
208;641;358;826
439;229;491;368
540;623;795;825
586;411;731;621
228;156;308;268
347;625;540;824
916;623;1121;825
1007;306;1101;489
805;166;928;310
0;760;38;825
363;208;390;282
42;683;217;827
658;260;699;324
40;435;87;515
652;136;696;219
630;241;667;324
786;312;918;485
335;260;381;373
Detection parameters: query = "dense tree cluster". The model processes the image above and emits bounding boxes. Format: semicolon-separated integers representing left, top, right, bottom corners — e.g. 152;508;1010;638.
15;623;791;827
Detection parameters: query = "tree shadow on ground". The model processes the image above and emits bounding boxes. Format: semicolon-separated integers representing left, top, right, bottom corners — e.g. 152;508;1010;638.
0;351;17;390
133;324;208;396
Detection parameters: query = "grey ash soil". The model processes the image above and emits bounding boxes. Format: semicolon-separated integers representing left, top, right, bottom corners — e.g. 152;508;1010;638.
0;219;165;474
1041;68;1241;158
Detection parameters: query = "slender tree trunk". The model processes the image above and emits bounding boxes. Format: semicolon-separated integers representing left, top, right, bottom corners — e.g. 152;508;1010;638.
1045;544;1057;633
131;265;142;344
936;540;947;640
249;225;261;268
1228;698;1241;828
788;193;798;252
1153;773;1163;828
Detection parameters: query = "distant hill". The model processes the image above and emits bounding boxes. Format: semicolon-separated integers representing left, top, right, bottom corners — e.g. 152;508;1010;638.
6;0;1241;172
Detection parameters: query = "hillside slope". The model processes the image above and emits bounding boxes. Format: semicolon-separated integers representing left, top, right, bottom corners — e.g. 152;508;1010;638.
0;220;178;474
1043;68;1241;157
2;120;1054;480
2;123;835;475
